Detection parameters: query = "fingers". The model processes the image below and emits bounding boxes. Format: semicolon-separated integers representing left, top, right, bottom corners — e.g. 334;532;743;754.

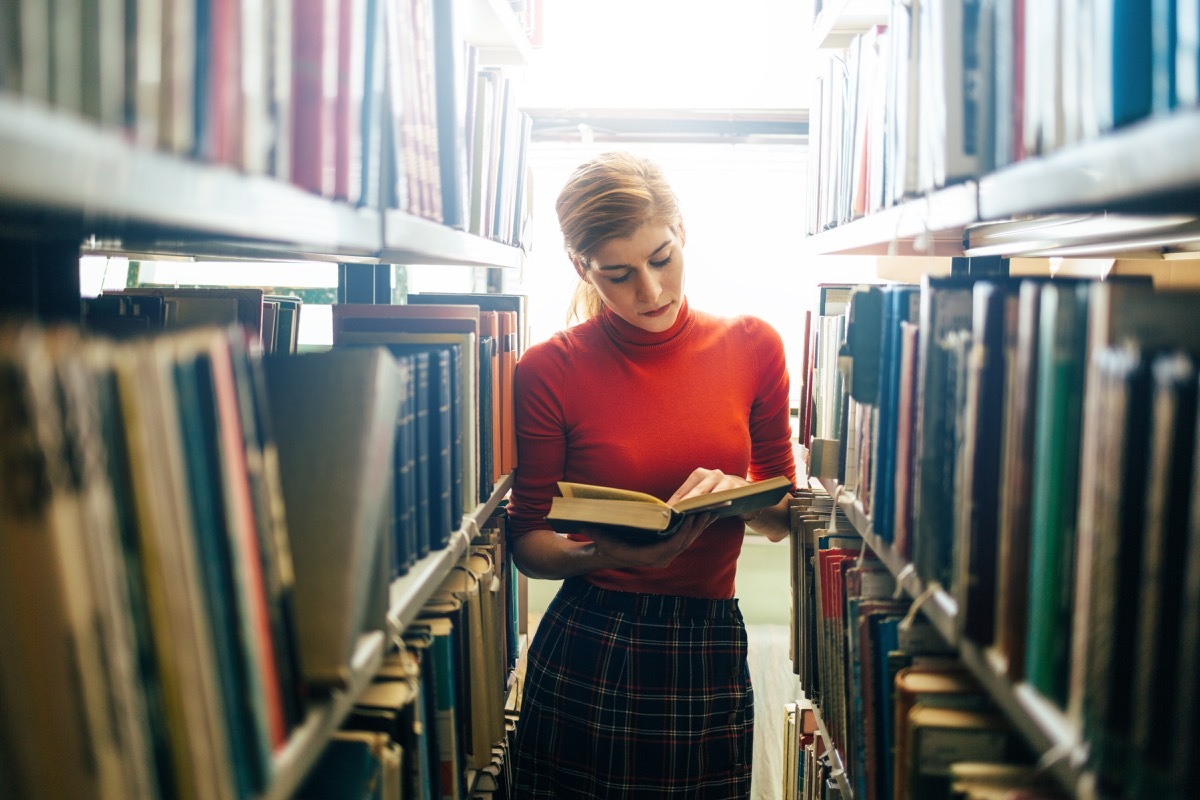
587;513;717;570
668;467;750;504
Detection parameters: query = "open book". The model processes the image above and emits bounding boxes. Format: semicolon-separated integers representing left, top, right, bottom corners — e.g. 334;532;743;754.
547;475;793;542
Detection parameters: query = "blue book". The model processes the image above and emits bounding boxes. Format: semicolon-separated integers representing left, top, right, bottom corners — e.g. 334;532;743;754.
296;731;390;799
1153;0;1179;113
873;285;919;544
1113;0;1155;126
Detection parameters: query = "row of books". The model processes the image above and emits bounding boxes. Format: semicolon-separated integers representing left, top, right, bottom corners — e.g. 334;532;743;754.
332;295;524;568
384;0;531;243
2;0;532;244
786;487;1071;800
796;277;1200;799
82;286;303;353
298;516;521;800
806;0;1200;234
781;700;838;800
85;285;525;579
0;288;527;798
0;321;328;800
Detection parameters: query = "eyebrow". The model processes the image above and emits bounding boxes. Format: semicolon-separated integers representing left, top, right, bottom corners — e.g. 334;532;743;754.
596;239;673;271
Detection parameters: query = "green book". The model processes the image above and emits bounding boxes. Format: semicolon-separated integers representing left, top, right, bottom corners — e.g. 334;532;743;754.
1024;281;1090;706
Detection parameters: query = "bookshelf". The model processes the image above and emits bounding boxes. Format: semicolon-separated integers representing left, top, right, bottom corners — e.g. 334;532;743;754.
0;1;532;798
798;3;1200;800
811;0;890;50
387;473;515;636
817;479;1090;799
262;630;388;800
811;699;855;798
805;109;1200;260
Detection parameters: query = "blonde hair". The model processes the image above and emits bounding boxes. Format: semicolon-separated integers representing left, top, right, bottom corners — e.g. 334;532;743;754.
556;152;682;324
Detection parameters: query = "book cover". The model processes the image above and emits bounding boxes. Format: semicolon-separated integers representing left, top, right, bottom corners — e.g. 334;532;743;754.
0;324;147;799
225;337;308;732
1178;0;1200;106
992;279;1042;679
429;0;467;228
408;614;462;800
333;302;481;512
119;332;240;800
262;348;404;690
872;284;919;545
1130;352;1197;798
169;335;274;793
1070;344;1151;794
109;287;265;343
296;729;392;799
1173;374;1200;795
1024;281;1089;707
378;343;459;547
893;319;920;560
892;664;989;797
546;475;792;542
953;280;1014;646
333;0;366;203
903;705;1010;800
913;275;978;587
290;0;337;196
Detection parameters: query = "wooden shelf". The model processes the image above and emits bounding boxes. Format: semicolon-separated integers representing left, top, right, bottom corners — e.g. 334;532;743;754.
810;700;855;798
815;478;1093;799
810;0;889;51
802;183;977;257
386;472;513;635
977;110;1200;220
805;111;1200;261
0;97;525;270
463;0;534;66
261;630;388;800
381;212;524;269
0;96;382;261
262;473;512;799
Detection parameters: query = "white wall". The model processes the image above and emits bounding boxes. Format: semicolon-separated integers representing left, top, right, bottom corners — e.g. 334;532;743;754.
520;0;814;110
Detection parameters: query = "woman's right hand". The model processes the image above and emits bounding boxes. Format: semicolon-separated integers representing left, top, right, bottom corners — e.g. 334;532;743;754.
584;512;715;570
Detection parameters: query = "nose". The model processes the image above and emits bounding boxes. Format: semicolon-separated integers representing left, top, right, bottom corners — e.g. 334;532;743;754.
634;268;661;303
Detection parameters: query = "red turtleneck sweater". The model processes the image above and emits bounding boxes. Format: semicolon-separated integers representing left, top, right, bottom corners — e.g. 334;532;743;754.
506;298;797;599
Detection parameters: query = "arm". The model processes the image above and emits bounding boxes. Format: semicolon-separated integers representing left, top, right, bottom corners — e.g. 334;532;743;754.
510;515;715;580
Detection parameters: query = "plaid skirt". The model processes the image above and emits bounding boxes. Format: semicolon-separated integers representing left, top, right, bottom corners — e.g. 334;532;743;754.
510;577;754;799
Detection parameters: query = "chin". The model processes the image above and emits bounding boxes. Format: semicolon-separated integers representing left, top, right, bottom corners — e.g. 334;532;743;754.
636;303;679;331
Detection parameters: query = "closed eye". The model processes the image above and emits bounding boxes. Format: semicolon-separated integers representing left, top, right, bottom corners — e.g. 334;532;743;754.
650;256;672;268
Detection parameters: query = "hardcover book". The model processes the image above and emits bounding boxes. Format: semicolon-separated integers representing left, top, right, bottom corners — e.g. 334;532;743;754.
546;476;792;542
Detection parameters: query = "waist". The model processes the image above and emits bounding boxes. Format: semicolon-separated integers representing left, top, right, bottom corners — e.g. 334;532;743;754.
560;577;741;620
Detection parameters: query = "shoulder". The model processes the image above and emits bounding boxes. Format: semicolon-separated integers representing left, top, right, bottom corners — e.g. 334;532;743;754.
516;320;603;381
694;309;785;347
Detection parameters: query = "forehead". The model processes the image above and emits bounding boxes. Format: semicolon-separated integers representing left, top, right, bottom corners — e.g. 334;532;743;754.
591;223;676;267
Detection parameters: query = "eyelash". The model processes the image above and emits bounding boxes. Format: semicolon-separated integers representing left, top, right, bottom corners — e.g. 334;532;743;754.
609;256;672;284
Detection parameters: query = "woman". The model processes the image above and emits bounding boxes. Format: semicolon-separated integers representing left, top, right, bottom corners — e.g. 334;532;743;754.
506;151;797;798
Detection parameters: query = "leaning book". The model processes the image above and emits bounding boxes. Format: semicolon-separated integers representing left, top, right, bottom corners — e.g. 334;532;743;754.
547;475;793;542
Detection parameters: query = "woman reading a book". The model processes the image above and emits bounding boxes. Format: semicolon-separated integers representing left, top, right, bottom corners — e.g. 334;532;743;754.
506;151;797;799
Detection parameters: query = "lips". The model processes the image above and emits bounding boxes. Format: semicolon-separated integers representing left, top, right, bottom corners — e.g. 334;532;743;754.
643;302;673;318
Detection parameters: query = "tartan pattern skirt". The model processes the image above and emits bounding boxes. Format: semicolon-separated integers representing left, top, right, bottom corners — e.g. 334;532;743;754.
510;577;754;799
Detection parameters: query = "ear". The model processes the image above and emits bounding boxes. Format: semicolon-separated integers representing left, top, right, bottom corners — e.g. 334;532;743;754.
678;219;687;247
572;257;591;282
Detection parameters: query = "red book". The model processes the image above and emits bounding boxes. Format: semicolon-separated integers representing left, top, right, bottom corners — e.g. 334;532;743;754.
292;0;337;195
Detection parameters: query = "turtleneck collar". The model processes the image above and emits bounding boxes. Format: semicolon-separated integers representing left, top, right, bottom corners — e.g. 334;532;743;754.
599;296;695;352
